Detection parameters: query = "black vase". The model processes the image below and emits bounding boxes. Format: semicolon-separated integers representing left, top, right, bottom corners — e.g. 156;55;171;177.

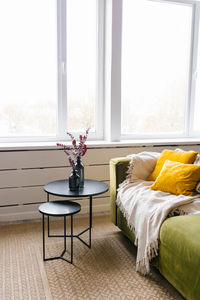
69;170;80;191
75;157;84;188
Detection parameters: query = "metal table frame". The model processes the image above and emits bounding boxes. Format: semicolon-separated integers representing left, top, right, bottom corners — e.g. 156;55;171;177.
40;200;81;264
44;179;108;251
46;193;92;249
43;214;74;263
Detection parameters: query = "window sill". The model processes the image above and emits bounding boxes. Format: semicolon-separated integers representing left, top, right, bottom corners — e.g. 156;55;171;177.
0;137;200;151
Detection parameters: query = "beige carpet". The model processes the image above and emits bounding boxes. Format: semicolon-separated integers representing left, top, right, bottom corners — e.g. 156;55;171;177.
0;215;184;300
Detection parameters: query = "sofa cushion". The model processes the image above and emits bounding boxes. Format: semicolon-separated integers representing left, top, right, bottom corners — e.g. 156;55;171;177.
159;214;200;300
150;160;200;196
128;151;160;181
148;149;198;181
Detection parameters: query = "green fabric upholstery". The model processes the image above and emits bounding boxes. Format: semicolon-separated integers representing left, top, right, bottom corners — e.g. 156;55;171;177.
110;156;200;300
109;157;135;243
159;214;200;300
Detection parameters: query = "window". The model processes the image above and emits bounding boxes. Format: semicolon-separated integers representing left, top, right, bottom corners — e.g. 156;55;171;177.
0;0;103;142
117;0;200;140
192;7;200;135
0;0;57;138
121;0;192;137
66;0;97;132
1;0;200;143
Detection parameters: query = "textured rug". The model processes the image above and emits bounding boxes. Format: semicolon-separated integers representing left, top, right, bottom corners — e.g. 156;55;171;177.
0;224;48;300
0;216;184;300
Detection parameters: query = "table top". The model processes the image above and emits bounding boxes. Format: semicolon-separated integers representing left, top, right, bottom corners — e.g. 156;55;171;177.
39;200;81;216
44;179;108;198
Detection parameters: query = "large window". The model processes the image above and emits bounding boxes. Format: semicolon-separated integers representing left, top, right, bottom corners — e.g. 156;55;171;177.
1;0;200;143
0;0;57;138
118;0;200;140
66;0;97;131
0;0;102;141
121;0;192;137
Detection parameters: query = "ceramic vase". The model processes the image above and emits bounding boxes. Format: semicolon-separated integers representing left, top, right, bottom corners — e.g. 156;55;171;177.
69;170;80;191
75;157;84;188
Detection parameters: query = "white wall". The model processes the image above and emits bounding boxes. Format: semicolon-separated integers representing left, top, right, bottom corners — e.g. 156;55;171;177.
1;144;200;222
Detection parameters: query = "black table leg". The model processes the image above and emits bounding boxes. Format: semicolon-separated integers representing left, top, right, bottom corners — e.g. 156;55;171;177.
71;215;73;264
64;216;66;252
44;193;93;250
47;193;50;237
42;214;74;264
89;196;92;248
42;214;45;261
47;216;50;237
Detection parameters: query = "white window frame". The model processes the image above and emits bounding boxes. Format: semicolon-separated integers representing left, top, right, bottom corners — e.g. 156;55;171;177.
0;0;104;143
2;0;200;144
188;2;200;137
109;0;200;142
57;0;105;141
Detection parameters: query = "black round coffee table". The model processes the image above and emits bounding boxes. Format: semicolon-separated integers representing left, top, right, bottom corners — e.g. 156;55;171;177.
44;179;108;198
39;200;81;263
44;179;108;249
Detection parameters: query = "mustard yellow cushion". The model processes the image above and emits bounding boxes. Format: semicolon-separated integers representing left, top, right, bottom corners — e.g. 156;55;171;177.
150;160;200;196
148;149;198;181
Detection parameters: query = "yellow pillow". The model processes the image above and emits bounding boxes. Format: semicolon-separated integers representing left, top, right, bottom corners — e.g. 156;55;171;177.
148;149;198;181
150;160;200;196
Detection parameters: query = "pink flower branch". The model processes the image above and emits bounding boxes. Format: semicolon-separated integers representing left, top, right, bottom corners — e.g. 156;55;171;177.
56;128;90;169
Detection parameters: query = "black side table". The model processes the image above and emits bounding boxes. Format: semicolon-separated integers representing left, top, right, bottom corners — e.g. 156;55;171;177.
39;200;81;264
44;179;108;248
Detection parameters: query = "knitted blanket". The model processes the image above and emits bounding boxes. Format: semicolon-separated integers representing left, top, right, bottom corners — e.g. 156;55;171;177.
116;152;200;275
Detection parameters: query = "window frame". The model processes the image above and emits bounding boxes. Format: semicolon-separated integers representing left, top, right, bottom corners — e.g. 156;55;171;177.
2;0;200;144
0;0;104;143
57;0;105;141
188;2;200;137
113;0;200;142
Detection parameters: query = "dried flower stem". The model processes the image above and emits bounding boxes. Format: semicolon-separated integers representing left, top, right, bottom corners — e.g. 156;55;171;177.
56;128;90;169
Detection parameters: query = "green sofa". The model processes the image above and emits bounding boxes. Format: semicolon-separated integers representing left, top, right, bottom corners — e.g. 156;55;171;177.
110;157;200;300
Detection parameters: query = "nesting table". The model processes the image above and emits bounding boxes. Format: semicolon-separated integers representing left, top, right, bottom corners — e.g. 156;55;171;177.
39;179;108;263
39;200;81;263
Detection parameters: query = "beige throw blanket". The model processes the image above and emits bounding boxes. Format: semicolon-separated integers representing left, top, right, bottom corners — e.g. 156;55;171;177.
116;152;200;275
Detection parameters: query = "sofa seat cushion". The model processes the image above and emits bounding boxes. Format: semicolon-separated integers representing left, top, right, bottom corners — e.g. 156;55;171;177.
159;214;200;300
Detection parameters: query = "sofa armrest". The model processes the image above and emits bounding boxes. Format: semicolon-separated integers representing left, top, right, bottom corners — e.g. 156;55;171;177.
109;157;131;224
